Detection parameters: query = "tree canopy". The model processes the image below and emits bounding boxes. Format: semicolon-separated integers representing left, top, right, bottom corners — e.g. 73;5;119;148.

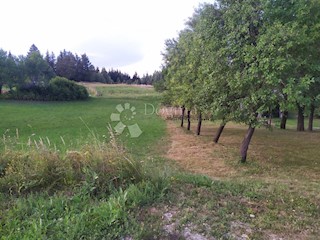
162;0;320;162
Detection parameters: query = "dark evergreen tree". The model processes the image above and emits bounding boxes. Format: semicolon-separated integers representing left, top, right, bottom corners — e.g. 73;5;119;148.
140;70;164;87
0;49;7;94
56;50;77;81
132;72;140;84
101;67;112;83
45;51;56;74
79;53;94;81
27;44;40;56
25;44;53;85
6;52;22;89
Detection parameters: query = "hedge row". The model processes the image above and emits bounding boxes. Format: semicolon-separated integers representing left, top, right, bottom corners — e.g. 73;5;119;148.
7;77;89;101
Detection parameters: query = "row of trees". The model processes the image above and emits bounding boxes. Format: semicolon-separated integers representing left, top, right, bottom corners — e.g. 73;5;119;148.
0;46;53;94
162;0;320;162
0;45;163;95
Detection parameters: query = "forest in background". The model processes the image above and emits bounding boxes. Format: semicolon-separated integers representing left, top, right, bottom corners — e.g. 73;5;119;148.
0;44;163;95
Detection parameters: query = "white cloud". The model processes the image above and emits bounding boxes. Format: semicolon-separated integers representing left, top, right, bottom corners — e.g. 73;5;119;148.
0;0;208;76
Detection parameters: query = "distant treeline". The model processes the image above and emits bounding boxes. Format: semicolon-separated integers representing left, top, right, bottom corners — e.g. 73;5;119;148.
0;44;164;95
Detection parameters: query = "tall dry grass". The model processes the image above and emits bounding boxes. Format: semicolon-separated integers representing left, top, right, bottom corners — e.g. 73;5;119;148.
0;127;144;195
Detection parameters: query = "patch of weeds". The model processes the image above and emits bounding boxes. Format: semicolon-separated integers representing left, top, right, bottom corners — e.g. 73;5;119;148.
0;178;170;239
1;192;134;239
0;132;145;195
125;180;169;207
0;129;172;239
174;173;214;187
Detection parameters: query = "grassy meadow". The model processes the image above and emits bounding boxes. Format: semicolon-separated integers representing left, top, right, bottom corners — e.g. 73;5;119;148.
0;85;164;156
0;84;319;239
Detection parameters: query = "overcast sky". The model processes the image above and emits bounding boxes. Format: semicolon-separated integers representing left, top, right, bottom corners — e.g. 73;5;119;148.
0;0;208;76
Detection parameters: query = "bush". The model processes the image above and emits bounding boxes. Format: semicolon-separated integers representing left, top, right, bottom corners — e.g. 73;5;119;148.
6;77;89;101
10;84;47;101
48;77;89;101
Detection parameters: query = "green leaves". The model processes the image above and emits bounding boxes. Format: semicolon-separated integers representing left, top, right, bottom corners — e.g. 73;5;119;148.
163;0;320;127
162;0;320;159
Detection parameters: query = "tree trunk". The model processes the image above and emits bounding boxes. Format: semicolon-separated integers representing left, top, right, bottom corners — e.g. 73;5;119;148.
268;110;272;126
240;126;255;163
181;106;185;127
280;110;288;129
308;104;315;132
187;110;191;131
196;112;202;135
297;105;305;132
214;122;226;143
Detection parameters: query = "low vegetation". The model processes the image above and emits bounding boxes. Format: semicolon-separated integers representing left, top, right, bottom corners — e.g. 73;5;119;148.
0;84;168;239
0;127;169;239
4;77;89;101
0;131;142;195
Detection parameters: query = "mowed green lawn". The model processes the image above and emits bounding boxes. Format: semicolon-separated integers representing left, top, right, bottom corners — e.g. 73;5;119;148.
0;85;165;155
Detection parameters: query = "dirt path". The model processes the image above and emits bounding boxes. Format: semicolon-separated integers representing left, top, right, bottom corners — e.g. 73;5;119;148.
165;121;235;178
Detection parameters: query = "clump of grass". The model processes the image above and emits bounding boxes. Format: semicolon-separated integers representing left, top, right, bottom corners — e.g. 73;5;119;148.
0;128;145;196
0;180;169;239
0;127;171;239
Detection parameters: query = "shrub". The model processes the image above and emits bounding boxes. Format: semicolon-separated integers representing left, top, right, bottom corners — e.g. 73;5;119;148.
6;77;89;101
10;84;47;101
48;77;89;101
